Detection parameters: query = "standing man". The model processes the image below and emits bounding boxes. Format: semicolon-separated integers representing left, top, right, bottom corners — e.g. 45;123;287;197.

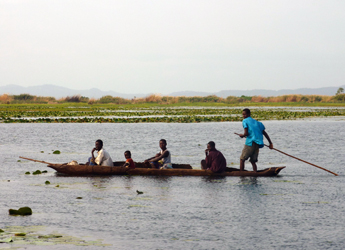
237;108;273;172
201;141;227;173
86;139;114;166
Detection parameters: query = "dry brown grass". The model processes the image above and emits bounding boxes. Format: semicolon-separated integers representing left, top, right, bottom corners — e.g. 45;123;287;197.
88;98;96;105
251;96;267;102
0;94;12;104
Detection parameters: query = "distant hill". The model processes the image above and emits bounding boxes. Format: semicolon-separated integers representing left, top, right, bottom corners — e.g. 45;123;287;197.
0;84;344;99
0;84;146;99
170;85;345;98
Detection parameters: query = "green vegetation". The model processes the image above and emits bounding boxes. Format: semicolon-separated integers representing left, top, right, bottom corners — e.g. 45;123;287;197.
2;92;345;105
1;98;345;123
0;226;111;247
15;233;26;236
9;207;32;216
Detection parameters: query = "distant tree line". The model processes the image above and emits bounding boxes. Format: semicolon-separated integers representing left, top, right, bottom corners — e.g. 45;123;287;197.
0;87;345;104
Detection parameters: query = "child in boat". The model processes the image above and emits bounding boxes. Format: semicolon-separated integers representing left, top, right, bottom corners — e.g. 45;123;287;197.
144;139;172;169
122;150;135;169
237;108;273;172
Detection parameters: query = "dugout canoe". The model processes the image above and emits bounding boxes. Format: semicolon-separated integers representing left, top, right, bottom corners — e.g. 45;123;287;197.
46;162;285;177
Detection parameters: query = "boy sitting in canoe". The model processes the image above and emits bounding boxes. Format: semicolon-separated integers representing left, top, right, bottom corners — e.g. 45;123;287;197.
201;141;227;173
237;108;273;172
144;139;172;169
86;139;114;167
122;150;135;169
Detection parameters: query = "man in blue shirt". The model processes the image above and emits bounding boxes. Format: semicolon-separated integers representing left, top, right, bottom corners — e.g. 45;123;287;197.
237;108;273;172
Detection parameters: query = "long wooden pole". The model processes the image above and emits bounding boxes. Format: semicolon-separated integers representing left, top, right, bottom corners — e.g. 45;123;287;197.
234;133;338;176
19;156;55;165
263;145;338;176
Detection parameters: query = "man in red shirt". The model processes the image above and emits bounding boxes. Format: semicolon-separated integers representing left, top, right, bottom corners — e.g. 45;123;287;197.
201;141;227;173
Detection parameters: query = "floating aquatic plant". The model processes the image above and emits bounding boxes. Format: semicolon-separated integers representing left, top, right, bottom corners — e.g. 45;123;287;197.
0;237;12;243
0;225;111;247
9;207;32;216
128;205;149;207
14;233;26;236
1;104;344;123
25;172;30;175
52;150;60;154
45;181;50;185
32;170;41;175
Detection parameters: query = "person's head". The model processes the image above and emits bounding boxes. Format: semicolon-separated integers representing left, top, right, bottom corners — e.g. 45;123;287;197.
159;139;167;149
124;150;131;159
95;139;103;151
242;108;251;119
207;141;216;150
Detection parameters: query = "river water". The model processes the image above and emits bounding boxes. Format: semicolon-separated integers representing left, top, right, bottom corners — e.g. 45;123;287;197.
0;120;345;249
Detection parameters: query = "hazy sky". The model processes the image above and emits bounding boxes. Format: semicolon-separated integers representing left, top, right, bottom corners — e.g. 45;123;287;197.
1;0;345;94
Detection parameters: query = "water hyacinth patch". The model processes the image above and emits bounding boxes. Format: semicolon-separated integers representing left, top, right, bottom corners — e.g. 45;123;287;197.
0;237;12;243
52;150;60;154
0;225;111;247
32;170;42;175
8;207;32;216
14;233;26;236
1;104;344;123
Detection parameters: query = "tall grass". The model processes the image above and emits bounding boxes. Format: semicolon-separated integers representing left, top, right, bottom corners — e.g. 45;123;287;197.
0;93;344;105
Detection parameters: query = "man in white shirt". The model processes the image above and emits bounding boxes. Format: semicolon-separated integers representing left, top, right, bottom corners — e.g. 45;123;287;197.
86;139;114;166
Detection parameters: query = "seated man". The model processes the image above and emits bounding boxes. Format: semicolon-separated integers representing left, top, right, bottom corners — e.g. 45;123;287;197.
144;139;172;169
86;139;114;166
201;141;227;173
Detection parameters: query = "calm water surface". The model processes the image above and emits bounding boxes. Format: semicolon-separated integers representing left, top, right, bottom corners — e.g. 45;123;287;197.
0;120;345;249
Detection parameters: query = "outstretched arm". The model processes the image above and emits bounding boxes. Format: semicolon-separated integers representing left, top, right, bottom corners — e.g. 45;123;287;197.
263;130;273;149
147;151;169;162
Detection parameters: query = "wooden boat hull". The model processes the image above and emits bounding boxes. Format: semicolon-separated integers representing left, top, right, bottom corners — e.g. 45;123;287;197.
46;163;285;177
113;161;193;169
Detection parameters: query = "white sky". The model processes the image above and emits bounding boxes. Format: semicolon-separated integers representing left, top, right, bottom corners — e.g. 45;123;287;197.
1;0;345;94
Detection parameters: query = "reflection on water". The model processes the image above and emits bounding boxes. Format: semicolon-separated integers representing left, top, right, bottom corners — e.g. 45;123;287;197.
201;175;227;183
0;121;344;249
238;176;258;185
